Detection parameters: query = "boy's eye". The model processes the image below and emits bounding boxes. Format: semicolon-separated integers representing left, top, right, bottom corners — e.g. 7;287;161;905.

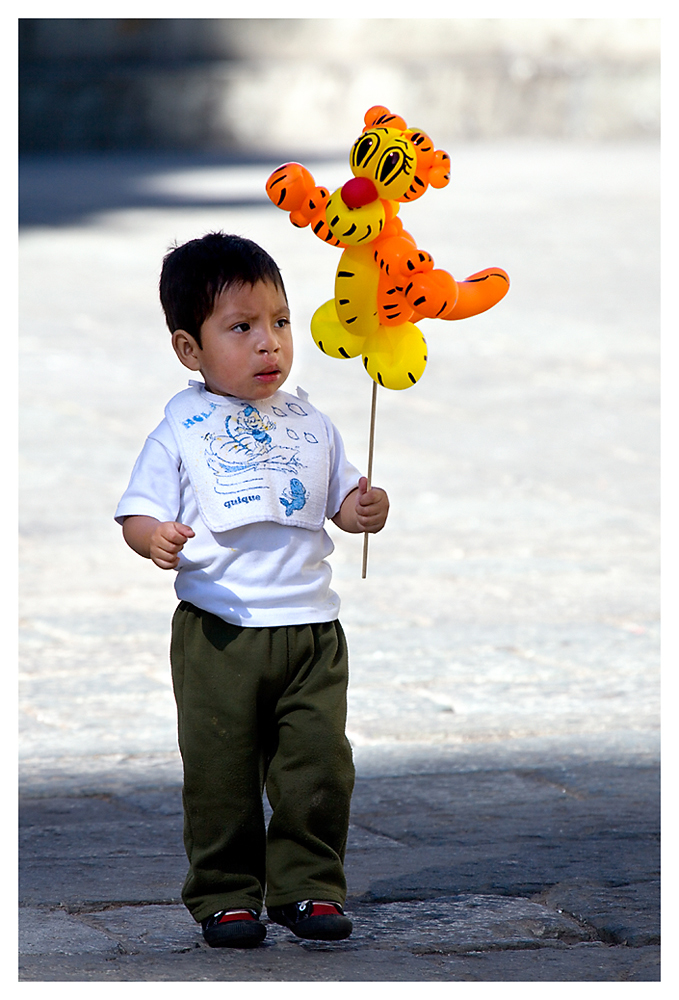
232;322;250;333
275;317;291;328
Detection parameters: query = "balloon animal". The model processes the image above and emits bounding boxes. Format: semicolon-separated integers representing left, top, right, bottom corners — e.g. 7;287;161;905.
266;106;509;390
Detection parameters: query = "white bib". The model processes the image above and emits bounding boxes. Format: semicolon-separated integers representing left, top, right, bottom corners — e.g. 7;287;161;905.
164;382;330;533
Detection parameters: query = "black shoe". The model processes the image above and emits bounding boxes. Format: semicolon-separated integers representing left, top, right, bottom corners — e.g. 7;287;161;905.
201;909;266;948
268;900;353;940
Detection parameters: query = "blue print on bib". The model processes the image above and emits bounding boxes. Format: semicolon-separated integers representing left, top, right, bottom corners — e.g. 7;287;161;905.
280;478;309;516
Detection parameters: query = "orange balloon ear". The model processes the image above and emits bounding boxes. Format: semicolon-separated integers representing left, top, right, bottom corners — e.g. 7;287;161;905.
397;130;451;203
405;129;435;172
428;151;451;189
363;105;408;132
364;105;390;128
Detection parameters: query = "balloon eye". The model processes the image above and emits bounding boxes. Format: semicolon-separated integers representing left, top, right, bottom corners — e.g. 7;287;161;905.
380;150;401;182
354;136;374;165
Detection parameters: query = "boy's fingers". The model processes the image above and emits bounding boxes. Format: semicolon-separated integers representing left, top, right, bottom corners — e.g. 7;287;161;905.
153;555;179;570
155;531;180;550
358;481;380;507
161;522;194;545
358;486;386;508
166;523;187;540
175;522;195;538
157;540;181;557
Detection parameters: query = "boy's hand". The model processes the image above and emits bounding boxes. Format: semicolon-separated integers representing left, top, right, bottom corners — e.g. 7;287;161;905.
333;477;389;534
355;477;389;533
122;515;194;569
149;521;195;569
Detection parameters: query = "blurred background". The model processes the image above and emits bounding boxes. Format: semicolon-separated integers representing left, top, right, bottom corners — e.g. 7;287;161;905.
20;17;659;153
19;18;660;792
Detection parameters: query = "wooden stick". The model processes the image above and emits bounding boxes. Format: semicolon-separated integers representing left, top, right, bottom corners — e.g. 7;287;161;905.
361;379;379;579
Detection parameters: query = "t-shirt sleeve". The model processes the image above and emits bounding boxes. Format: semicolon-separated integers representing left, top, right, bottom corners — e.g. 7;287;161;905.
114;421;181;525
324;417;362;519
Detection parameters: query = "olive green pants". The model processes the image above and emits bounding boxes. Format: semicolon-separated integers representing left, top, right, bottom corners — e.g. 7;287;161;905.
170;601;355;923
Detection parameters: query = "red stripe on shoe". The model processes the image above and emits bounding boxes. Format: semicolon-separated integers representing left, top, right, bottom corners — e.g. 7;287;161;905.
310;903;340;916
217;910;255;923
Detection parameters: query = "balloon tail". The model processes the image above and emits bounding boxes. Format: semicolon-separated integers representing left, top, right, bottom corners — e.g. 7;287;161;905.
361;380;379;579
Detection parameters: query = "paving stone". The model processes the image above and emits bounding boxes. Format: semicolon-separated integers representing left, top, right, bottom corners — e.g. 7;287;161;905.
19;909;121;956
18;921;661;982
74;904;199;955
21;894;592;959
534;880;661;946
350;896;594;952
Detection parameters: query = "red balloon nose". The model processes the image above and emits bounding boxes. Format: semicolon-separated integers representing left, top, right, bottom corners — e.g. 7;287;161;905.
341;176;379;209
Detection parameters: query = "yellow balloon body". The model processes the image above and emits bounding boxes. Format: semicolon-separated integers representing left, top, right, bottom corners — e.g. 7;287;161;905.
310;299;365;359
311;245;428;390
363;322;428;391
311;303;428;391
334;246;379;338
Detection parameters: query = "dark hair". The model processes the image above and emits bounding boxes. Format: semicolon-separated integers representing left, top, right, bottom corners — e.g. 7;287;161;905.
159;232;286;347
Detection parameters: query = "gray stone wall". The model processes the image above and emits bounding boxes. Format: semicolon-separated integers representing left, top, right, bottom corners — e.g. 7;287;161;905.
20;18;660;152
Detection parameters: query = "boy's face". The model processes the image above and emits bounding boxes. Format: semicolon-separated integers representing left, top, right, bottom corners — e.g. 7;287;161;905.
172;280;293;401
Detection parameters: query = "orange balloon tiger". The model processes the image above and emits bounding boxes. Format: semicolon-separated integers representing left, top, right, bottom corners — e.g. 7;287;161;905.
266;105;509;390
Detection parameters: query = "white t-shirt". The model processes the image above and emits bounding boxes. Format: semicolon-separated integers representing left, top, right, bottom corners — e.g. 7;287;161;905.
115;385;361;628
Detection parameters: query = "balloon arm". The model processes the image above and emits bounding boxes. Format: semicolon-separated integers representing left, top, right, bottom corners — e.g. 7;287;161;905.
265;163;347;247
442;268;510;320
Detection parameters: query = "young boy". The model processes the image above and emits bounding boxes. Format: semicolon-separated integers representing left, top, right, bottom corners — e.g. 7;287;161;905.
115;232;389;948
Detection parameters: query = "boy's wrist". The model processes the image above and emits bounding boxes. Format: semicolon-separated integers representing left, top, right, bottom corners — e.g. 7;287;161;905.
122;514;161;560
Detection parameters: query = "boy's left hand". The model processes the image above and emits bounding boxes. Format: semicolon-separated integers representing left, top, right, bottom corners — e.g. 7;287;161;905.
332;477;389;534
340;476;389;534
353;476;389;533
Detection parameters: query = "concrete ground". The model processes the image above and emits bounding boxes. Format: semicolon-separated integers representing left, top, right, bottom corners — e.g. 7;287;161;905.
18;138;660;982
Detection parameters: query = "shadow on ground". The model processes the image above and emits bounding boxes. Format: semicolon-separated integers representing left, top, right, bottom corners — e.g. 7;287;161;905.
19;151;330;228
19;758;660;982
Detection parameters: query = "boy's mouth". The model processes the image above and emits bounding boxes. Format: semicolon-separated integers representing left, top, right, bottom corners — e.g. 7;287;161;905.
255;366;281;382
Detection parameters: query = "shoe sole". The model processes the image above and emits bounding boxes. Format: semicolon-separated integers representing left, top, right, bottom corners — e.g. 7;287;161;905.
274;915;353;941
203;920;267;948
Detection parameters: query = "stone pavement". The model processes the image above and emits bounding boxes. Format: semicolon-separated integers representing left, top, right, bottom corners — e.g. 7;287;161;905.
18;139;660;981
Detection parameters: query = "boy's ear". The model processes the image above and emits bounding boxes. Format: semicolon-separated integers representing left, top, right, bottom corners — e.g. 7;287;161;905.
172;330;202;371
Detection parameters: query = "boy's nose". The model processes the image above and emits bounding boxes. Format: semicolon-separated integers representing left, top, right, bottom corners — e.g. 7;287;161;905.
258;327;281;351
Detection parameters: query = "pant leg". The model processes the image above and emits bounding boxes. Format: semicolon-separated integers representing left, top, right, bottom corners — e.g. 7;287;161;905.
170;604;355;920
264;620;355;909
170;602;272;922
